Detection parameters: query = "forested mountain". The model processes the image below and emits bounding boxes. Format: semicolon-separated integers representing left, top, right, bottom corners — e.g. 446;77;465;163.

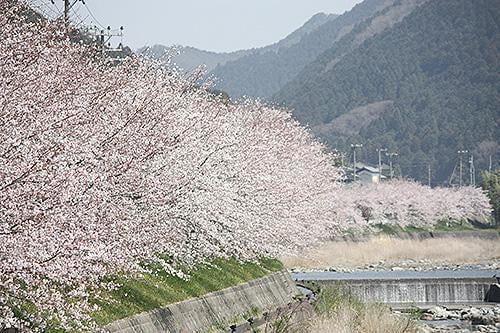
274;0;500;184
210;0;399;99
137;12;337;73
137;45;250;73
267;13;337;51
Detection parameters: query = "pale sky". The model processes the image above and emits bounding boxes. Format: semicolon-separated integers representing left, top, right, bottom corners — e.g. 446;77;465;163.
31;0;363;52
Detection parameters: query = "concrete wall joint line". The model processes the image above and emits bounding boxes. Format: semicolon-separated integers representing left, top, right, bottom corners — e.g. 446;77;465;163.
105;270;298;333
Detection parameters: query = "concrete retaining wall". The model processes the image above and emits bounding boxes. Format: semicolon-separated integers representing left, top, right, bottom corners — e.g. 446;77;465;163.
105;271;298;333
322;278;495;305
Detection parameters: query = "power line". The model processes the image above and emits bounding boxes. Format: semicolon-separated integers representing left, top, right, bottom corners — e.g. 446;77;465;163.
70;6;89;28
29;0;62;19
63;0;86;27
44;0;63;15
83;2;105;29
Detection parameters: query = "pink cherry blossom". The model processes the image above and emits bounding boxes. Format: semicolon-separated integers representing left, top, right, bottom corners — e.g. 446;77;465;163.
0;2;492;331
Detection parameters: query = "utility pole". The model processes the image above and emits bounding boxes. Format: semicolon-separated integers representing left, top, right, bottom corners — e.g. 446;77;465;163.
458;150;468;187
61;0;85;29
386;152;398;180
90;25;125;62
428;163;432;187
351;144;363;182
57;0;127;63
449;164;457;187
64;0;70;27
377;148;387;181
469;154;476;186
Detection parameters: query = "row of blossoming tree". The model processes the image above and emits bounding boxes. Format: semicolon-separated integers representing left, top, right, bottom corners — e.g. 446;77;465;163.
0;1;492;331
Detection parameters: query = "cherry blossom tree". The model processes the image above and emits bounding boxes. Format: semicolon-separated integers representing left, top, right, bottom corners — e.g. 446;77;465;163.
334;180;492;229
1;2;344;329
0;1;492;331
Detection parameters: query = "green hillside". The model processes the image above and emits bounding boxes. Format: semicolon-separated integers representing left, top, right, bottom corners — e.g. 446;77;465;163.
210;0;399;99
137;45;250;73
275;0;500;184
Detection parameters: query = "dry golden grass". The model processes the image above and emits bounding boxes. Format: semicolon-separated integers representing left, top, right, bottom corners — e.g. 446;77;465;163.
302;286;417;333
282;236;500;269
308;304;417;333
267;286;417;333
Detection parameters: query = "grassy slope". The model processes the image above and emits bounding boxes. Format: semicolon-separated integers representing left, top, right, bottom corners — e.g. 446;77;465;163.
373;219;500;236
91;257;283;326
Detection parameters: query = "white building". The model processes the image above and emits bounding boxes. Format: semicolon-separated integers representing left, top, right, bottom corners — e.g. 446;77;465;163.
353;163;387;185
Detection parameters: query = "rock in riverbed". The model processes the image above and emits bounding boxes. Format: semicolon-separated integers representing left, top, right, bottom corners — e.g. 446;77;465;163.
418;305;500;333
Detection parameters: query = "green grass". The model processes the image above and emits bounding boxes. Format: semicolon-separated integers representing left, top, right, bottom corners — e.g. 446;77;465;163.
405;306;426;320
313;283;363;316
373;223;405;235
433;219;476;231
373;219;497;236
343;227;373;238
307;285;417;333
403;225;428;233
91;257;283;326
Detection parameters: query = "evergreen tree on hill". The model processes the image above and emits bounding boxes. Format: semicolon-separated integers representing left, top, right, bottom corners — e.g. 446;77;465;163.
274;0;500;183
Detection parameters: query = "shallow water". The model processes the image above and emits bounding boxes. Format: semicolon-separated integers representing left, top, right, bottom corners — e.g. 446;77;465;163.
291;269;500;281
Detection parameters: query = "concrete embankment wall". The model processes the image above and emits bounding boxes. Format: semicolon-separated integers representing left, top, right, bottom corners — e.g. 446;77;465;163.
105;270;298;333
321;278;495;305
